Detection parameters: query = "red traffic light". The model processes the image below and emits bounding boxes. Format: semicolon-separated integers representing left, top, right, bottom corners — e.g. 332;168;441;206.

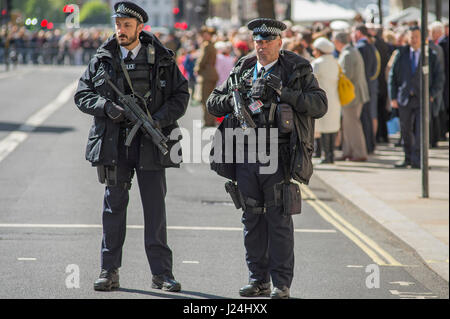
41;19;48;27
1;9;7;16
172;7;180;15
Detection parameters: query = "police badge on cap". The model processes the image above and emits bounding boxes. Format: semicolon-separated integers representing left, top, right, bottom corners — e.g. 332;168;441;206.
112;1;149;24
247;18;287;41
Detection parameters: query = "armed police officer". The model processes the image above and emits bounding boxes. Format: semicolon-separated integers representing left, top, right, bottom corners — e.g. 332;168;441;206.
207;18;327;299
74;2;189;292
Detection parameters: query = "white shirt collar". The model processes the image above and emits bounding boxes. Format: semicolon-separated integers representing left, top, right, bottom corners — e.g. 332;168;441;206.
120;41;142;60
256;59;278;73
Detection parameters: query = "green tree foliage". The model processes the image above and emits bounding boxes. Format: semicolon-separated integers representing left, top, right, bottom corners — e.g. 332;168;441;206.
12;0;66;22
79;0;111;25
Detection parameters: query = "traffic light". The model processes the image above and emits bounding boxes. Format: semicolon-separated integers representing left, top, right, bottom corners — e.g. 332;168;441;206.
1;0;12;23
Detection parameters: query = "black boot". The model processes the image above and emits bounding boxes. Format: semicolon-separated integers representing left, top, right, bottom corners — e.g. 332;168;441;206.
313;138;321;158
239;282;271;297
94;269;119;291
152;274;181;292
270;286;290;299
319;133;334;164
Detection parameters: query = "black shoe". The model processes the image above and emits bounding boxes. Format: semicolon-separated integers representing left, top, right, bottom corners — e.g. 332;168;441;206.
94;269;119;291
394;161;410;168
152;274;181;292
239;282;271;297
411;163;421;169
270;286;290;299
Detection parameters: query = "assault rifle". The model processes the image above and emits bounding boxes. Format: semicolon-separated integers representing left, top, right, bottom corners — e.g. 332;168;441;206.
93;70;169;155
229;73;256;130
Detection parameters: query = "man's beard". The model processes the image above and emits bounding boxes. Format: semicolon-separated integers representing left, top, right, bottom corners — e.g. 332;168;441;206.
118;30;138;46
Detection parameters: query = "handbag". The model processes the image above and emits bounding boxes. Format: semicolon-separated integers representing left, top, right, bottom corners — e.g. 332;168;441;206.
337;65;355;106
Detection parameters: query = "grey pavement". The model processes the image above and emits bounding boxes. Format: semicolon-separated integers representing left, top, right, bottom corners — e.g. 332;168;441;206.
313;137;449;282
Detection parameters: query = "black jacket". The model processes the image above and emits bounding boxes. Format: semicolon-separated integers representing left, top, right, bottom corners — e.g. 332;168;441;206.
74;31;189;169
207;50;328;184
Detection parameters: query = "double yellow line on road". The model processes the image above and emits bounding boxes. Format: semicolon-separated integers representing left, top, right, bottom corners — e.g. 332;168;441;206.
300;184;402;267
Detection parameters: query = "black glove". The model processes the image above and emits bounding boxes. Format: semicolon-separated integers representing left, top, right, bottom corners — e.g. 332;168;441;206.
104;101;125;123
265;73;282;96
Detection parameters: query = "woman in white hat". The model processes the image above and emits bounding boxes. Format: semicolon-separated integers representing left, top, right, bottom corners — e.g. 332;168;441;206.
311;37;341;163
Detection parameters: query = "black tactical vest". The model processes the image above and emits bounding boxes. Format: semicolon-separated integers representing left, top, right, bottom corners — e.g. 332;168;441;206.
118;45;152;102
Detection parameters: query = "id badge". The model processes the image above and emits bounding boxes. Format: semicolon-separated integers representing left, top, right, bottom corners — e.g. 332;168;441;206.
248;100;263;114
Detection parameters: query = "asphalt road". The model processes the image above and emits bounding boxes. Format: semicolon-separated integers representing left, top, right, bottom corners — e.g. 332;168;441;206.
0;66;448;301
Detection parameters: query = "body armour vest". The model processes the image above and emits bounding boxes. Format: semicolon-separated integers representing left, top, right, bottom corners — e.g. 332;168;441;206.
237;61;290;161
118;45;152;105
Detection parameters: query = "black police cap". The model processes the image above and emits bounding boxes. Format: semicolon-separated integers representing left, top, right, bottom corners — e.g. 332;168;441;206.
247;18;287;41
112;1;148;24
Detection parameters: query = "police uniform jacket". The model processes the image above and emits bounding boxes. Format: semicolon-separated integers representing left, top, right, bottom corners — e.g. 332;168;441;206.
74;31;189;170
207;50;327;184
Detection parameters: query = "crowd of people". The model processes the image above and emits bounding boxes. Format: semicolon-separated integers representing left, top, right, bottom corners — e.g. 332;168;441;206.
0;25;111;65
173;19;449;168
1;17;449;167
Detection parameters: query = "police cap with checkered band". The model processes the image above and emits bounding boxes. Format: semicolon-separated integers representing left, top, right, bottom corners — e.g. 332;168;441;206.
112;1;148;24
247;18;287;41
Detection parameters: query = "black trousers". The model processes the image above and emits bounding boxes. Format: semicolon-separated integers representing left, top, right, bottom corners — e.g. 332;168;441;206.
398;98;421;166
101;131;173;277
320;132;336;162
236;161;294;289
360;101;375;153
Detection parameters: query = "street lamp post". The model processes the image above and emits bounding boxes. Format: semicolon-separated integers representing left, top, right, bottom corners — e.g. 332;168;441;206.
378;0;383;25
420;0;429;198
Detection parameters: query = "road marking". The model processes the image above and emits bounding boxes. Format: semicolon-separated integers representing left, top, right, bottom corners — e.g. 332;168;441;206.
0;81;78;164
182;261;200;264
389;290;438;299
0;223;336;233
17;258;37;261
390;281;415;286
426;259;449;264
300;184;403;267
346;265;364;268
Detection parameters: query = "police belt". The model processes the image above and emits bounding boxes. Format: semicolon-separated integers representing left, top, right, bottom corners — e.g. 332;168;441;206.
243;196;278;214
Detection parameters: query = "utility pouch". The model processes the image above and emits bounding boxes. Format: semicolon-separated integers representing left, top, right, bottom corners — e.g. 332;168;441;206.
97;165;117;187
274;181;302;216
277;103;294;134
97;165;106;184
225;181;243;210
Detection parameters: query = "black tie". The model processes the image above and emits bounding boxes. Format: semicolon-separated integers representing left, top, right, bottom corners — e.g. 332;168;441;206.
124;50;133;62
258;67;265;78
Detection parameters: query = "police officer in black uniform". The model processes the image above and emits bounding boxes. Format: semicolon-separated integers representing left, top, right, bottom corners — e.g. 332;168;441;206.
74;2;189;292
207;18;327;299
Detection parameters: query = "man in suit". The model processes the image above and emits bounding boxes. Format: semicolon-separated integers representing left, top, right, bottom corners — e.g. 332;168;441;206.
388;26;444;169
438;23;449;139
370;25;392;144
352;23;380;154
428;21;446;147
333;31;370;161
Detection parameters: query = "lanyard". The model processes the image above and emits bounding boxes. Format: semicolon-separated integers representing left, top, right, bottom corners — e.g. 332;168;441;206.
253;64;275;82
